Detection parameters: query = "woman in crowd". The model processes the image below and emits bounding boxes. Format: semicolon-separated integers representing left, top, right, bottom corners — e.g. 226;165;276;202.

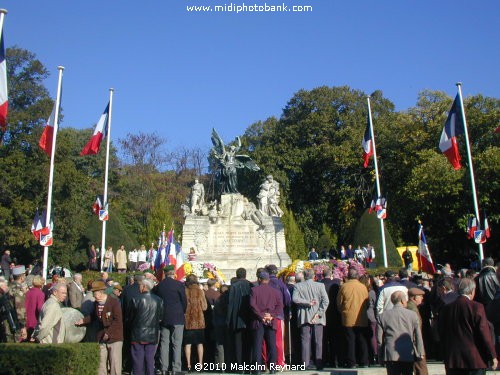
103;246;115;273
183;274;207;372
25;275;45;339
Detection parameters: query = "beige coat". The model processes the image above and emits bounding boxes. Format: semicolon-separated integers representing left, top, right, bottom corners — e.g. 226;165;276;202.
337;279;369;327
33;295;66;344
116;249;127;270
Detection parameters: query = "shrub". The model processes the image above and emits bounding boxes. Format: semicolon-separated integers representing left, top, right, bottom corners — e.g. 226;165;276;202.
0;343;99;375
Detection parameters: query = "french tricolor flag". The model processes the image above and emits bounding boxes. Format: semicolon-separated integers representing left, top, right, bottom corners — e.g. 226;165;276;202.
39;103;57;155
80;103;109;155
439;94;464;170
418;224;436;274
362;114;373;168
0;31;7;129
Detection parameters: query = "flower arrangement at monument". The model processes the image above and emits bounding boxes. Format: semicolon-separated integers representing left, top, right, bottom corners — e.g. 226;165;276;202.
183;261;227;283
278;259;366;281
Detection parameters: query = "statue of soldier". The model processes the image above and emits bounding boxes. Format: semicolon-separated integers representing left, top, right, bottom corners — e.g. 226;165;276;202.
190;179;205;214
8;266;27;342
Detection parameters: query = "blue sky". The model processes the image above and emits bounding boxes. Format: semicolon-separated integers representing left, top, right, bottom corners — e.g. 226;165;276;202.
3;1;500;153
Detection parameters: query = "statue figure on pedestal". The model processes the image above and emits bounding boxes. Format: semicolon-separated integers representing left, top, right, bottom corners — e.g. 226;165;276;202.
257;175;284;217
210;128;260;194
190;179;205;214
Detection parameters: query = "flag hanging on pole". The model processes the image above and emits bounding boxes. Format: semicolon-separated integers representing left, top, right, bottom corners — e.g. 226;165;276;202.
80;103;109;155
92;195;104;215
368;196;387;219
0;30;8;130
39;103;58;155
418;224;436;274
175;242;186;280
99;203;109;221
31;210;43;240
439;94;464;170
467;216;477;240
167;229;176;267
39;213;53;247
484;215;491;239
362;114;373;168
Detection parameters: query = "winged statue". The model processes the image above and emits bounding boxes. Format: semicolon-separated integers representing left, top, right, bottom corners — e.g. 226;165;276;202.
211;128;260;194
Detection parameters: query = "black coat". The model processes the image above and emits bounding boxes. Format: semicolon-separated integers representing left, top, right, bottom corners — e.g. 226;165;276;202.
153;277;187;326
127;292;163;343
475;266;500;305
226;278;253;330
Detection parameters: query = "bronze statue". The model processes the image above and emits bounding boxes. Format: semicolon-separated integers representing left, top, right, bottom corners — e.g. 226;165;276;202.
210;128;260;194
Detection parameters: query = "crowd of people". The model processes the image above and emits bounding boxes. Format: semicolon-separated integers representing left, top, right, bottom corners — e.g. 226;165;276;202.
308;244;376;268
0;247;499;375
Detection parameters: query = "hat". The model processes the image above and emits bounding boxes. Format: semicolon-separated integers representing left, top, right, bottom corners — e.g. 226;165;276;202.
384;270;395;278
258;271;270;280
91;281;107;292
113;283;122;291
12;266;26;276
408;287;425;296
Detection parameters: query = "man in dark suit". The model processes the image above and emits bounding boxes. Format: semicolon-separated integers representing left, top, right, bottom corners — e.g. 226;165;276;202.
320;269;341;367
250;271;283;374
154;266;187;375
226;267;253;366
439;277;497;375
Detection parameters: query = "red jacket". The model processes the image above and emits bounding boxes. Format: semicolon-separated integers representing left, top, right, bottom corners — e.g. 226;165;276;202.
439;295;496;369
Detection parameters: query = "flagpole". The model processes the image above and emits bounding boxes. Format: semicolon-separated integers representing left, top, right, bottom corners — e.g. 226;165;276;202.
367;97;388;268
456;83;483;262
42;66;64;282
0;9;7;41
100;88;114;271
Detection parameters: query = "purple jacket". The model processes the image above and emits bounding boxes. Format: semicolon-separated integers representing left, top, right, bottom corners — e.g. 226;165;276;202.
269;275;291;320
250;284;283;330
25;287;45;330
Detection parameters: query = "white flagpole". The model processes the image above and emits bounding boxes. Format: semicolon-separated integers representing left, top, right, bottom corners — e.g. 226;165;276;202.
456;83;484;262
100;88;114;271
42;66;64;281
367;97;388;268
0;9;7;40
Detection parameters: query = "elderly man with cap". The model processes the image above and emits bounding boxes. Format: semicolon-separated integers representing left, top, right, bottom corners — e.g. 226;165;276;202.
33;282;67;344
250;271;283;374
376;270;408;316
407;288;429;375
77;281;124;375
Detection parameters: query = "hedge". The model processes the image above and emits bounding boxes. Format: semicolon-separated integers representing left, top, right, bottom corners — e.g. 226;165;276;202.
0;343;99;375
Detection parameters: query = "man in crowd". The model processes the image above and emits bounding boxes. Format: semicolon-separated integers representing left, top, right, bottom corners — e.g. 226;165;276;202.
439;278;497;375
127;278;163;375
293;268;329;370
376;270;408;316
204;278;221;364
1;250;12;281
266;264;291;367
68;273;85;309
337;268;369;368
0;278;19;342
406;288;428;375
377;291;424;375
226;267;253;366
474;257;499;306
33;283;67;344
250;271;283;374
9;266;27;341
78;281;124;375
402;247;413;272
154;266;187;375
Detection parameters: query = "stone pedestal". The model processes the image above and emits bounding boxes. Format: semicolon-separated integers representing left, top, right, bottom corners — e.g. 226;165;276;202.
182;194;290;280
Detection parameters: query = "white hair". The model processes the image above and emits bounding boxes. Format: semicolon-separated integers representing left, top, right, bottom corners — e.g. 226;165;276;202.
142;279;155;291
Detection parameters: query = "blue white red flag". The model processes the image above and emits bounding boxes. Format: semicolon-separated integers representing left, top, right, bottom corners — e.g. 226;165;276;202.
467;216;477;240
418;224;436;274
439;94;464;170
92;195;104;215
31;210;43;240
0;31;8;129
474;230;486;244
99;204;109;221
175;243;186;280
362;114;373;168
39;102;57;155
484;216;491;239
167;229;176;267
80;103;109;155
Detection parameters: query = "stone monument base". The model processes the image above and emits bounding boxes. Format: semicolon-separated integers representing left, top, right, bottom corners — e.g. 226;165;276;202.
182;194;291;280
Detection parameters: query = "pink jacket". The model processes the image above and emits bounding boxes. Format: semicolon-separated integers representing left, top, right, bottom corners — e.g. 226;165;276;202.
25;287;45;329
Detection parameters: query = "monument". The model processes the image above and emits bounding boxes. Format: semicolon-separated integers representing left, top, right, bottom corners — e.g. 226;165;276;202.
181;129;291;279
